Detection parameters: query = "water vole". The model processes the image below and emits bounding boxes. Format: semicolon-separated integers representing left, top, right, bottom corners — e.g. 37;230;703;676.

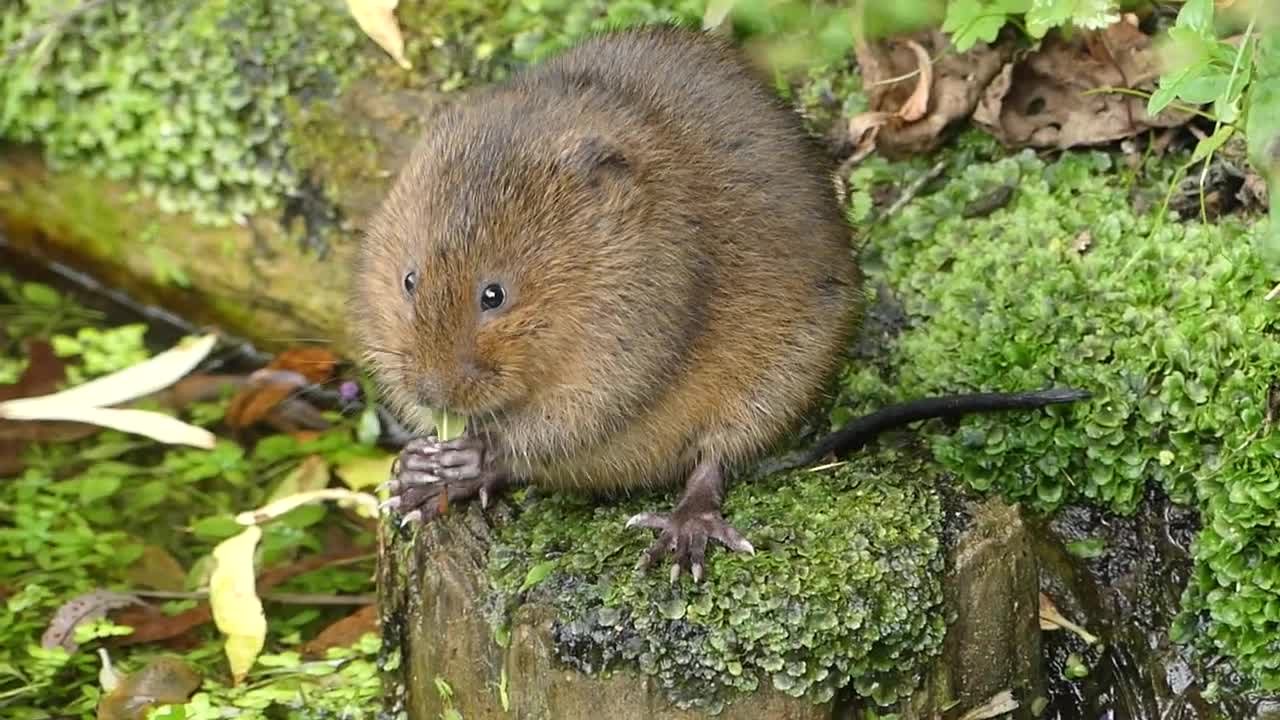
352;25;1087;580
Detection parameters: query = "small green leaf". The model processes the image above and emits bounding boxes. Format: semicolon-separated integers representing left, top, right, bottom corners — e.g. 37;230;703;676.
519;560;556;592
1065;538;1106;559
1176;0;1214;36
1191;125;1234;164
427;408;468;442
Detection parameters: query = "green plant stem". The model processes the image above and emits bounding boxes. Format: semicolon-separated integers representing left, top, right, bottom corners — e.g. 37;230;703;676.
1081;87;1227;125
1197;11;1258;222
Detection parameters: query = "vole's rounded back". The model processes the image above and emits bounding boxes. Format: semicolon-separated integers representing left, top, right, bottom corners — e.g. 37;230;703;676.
353;25;859;491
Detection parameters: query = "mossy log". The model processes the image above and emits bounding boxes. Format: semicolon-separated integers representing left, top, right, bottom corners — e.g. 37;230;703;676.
0;0;461;356
377;454;1046;719
0;80;439;356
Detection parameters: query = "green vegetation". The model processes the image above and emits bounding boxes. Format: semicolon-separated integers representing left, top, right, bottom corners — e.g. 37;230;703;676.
0;276;385;718
4;0;1280;713
487;453;945;713
0;0;363;225
836;141;1279;689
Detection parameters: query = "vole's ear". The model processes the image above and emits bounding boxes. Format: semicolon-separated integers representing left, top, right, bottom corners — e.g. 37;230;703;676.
559;136;633;193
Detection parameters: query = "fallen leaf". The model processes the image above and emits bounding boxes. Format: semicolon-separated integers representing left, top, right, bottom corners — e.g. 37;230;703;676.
148;373;245;411
895;40;932;122
267;454;332;502
2;334;217;412
972;25;1189;150
0;339;97;475
112;547;370;647
957;689;1019;720
335;453;396;491
346;0;412;69
226;350;337;432
0;335;218;448
844;110;892;165
854;29;1010;157
269;348;339;385
1039;592;1100;645
97;654;201;720
1;406;214;448
209;526;266;684
124;546;188;593
42;590;144;652
235;488;379;525
0;339;66;402
299;604;379;658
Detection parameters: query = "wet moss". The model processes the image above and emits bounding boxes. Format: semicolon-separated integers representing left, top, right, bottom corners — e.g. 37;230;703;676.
486;448;946;714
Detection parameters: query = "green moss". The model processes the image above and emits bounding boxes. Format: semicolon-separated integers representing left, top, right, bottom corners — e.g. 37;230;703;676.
486;449;946;713
838;144;1280;690
0;0;364;226
392;0;707;91
281;96;382;208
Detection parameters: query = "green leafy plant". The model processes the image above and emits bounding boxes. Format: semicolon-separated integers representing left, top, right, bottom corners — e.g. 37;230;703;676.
942;0;1122;52
839;143;1280;691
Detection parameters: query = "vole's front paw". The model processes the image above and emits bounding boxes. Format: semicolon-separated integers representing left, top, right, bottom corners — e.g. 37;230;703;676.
626;508;754;582
381;435;507;526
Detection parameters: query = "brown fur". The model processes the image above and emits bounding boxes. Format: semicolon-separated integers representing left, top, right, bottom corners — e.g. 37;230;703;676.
352;25;862;494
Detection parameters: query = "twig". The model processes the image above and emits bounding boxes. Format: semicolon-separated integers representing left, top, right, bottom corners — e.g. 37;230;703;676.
876;159;948;224
2;0;111;65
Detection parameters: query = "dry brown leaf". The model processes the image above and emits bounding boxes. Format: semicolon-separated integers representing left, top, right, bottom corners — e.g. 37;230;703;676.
973;26;1189;150
299;604;379;658
42;590;143;652
226;347;337;431
346;0;412;70
843;111;891;165
124;546;188;592
896;40;932;123
0;339;99;475
96;655;201;720
855;30;1010;157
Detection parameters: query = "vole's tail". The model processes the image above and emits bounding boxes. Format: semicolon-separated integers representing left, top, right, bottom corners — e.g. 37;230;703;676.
753;387;1091;478
793;387;1091;469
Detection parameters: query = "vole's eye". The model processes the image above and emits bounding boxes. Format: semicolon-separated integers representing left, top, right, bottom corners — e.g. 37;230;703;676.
403;271;418;295
480;283;506;311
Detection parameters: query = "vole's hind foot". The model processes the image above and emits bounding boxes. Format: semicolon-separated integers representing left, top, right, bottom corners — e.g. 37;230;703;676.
628;509;754;582
381;435;507;526
625;458;753;582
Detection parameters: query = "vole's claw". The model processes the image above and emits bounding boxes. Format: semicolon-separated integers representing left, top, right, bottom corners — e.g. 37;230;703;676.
625;512;666;530
399;510;423;527
626;507;752;582
379;496;402;513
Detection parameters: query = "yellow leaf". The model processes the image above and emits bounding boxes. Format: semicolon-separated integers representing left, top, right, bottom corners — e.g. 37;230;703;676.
235;488;379;525
268;454;331;502
335;453;396;491
209;526;265;685
346;0;412;69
